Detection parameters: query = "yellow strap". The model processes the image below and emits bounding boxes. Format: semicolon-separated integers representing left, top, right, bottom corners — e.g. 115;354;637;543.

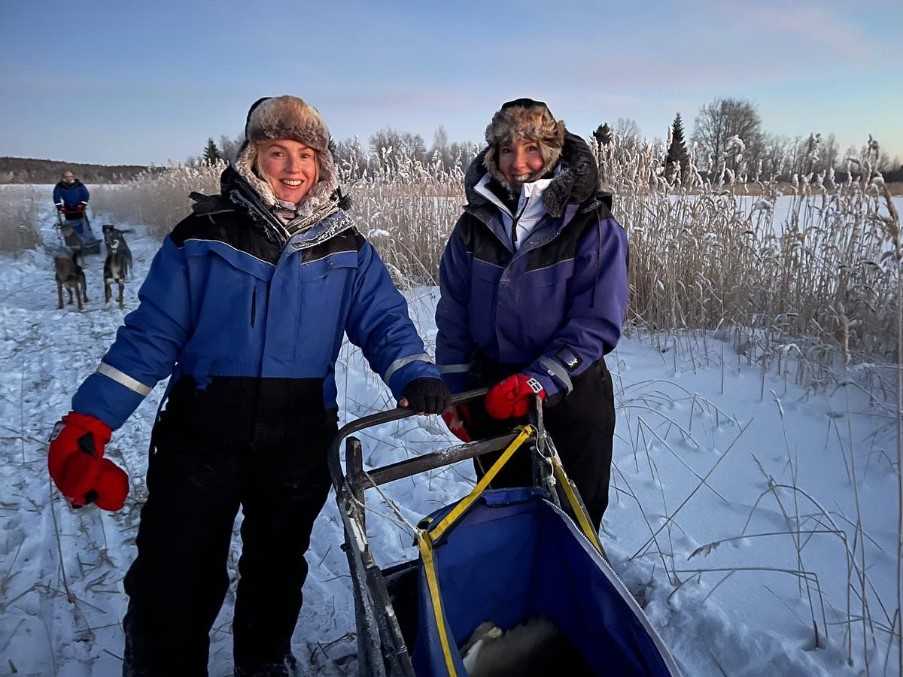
428;425;534;544
552;455;605;555
417;532;458;677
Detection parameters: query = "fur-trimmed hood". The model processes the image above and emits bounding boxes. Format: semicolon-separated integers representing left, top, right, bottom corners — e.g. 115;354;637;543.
464;132;600;218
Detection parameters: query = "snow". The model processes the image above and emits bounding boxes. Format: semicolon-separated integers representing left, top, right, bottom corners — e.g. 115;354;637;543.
0;187;898;676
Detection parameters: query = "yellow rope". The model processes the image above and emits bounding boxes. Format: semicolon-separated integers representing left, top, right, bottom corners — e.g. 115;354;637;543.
417;532;458;676
552;455;605;556
415;424;610;675
428;426;534;544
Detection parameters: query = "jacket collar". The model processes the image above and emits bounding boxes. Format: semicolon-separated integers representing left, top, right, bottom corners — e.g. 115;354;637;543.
473;172;556;251
473;172;554;222
219;166;352;249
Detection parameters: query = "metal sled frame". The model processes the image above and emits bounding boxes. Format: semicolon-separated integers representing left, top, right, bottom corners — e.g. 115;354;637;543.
326;389;602;677
56;212;101;255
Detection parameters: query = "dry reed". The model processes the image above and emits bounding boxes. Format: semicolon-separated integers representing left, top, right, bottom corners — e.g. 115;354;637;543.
87;137;899;375
0;186;42;252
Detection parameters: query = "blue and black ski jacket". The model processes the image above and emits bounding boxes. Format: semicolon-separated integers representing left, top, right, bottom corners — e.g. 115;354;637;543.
54;180;90;221
73;167;438;432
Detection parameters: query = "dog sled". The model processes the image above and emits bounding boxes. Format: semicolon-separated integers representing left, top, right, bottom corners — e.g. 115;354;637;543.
328;390;682;676
56;210;101;255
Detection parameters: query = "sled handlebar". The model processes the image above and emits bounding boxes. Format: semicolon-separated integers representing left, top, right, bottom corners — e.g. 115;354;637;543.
327;387;528;492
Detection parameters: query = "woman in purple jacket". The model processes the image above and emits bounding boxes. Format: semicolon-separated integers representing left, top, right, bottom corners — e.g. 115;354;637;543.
436;98;629;530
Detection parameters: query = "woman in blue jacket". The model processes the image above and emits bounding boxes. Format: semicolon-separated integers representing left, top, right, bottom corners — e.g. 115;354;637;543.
437;98;628;532
48;96;449;676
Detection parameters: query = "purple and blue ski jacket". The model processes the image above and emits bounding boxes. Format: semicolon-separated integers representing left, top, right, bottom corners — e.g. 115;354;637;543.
436;135;629;399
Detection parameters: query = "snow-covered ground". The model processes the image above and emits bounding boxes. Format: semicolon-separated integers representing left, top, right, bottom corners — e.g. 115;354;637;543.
0;188;898;676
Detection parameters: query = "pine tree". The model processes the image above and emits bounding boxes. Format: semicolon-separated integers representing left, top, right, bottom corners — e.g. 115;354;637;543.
202;138;222;166
593;123;612;149
665;114;690;181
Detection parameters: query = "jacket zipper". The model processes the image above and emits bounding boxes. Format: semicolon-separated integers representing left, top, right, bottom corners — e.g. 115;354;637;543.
510;196;530;249
250;286;257;327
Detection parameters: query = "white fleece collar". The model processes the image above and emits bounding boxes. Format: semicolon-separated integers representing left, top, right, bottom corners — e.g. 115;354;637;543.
474;173;555;249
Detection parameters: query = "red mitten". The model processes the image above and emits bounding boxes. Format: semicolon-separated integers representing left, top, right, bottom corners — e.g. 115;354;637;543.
93;459;130;511
485;374;545;419
442;404;472;443
48;412;128;510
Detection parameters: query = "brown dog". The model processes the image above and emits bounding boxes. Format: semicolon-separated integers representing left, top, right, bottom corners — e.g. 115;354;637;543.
54;250;88;310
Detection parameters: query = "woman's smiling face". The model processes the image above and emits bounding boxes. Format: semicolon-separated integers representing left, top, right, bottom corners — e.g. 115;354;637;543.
497;138;545;185
256;139;319;204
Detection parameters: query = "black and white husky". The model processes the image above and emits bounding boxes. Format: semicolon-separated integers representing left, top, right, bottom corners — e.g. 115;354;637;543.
103;232;131;309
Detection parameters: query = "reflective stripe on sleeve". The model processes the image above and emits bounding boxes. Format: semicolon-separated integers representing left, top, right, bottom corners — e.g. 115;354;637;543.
96;362;152;397
438;363;471;374
383;352;431;383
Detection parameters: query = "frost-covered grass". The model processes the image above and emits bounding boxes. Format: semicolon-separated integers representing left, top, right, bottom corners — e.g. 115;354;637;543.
91;165;222;239
597;136;902;379
87;140;901;393
0;185;42;252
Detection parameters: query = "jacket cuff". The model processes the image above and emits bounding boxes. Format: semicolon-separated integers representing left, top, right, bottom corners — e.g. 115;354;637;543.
526;354;576;401
437;361;474;394
386;358;440;400
72;371;148;430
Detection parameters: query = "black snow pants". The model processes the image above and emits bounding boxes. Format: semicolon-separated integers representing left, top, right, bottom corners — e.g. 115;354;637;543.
121;378;338;677
465;358;616;531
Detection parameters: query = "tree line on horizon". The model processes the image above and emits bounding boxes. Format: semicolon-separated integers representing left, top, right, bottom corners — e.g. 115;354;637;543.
5;96;899;185
0;157;157;184
660;98;900;184
198;96;902;185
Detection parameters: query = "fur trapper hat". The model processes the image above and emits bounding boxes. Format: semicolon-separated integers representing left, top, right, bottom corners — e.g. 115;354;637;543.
244;96;330;151
234;95;339;210
483;98;567;189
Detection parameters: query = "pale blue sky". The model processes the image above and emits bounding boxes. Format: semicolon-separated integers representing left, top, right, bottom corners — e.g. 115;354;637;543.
2;0;900;165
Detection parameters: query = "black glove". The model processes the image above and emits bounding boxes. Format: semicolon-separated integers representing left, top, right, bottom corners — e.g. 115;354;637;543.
400;378;450;414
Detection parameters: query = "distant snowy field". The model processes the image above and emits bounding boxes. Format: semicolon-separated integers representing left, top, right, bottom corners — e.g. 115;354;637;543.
0;187;898;676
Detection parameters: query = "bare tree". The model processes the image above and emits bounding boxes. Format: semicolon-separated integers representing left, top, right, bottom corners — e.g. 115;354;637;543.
614;117;641;144
218;133;244;164
693;98;763;174
760;134;789;179
332;137;370;179
369;128;427;171
429;125;451;169
447;140;480;174
821;133;839;174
